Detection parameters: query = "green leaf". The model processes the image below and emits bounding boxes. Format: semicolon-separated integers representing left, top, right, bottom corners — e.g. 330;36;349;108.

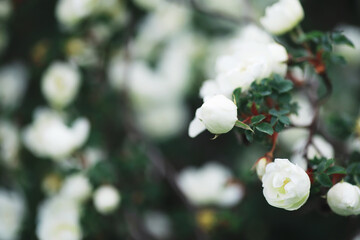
331;32;355;48
245;130;253;142
251;115;265;125
274;122;285;132
235;120;253;132
316;173;333;187
271;75;294;93
278;115;290;125
326;165;346;175
256;123;274;135
298;31;324;43
317;158;334;173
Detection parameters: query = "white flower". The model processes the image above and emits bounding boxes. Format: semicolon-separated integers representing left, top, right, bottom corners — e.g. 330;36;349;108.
290;153;308;171
132;0;165;11
93;185;121;215
189;95;238;137
293;135;334;160
56;0;97;29
143;211;172;240
136;103;188;140
0;63;28;111
41;62;81;109
177;162;244;207
327;182;360;216
37;196;82;240
107;51;127;91
334;25;360;65
0;189;25;240
134;2;190;58
290;94;314;126
60;173;92;203
260;0;304;35
262;158;310;211
23;108;90;160
0;120;20;168
0;0;12;20
256;157;269;180
200;0;245;17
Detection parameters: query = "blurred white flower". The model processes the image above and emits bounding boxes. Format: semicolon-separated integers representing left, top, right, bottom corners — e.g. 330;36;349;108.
134;2;190;58
177;162;244;207
0;63;28;111
65;38;98;67
334;25;360;65
93;185;121;215
132;0;165;11
189;95;238;137
108;51;127;91
0;0;12;20
41;62;81;109
0;189;25;240
60;173;92;203
56;0;97;29
279;128;308;150
23;108;90;160
262;158;310;211
327;182;360;216
200;0;245;17
143;211;172;240
290;153;308;171
0;120;20;168
293;135;334;160
136;103;188;140
37;196;82;240
260;0;304;35
290;94;314;126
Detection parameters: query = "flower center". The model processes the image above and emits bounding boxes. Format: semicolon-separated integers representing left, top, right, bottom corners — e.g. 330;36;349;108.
279;178;291;194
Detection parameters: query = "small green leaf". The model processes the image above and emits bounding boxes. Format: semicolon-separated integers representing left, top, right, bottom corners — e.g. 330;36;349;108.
316;173;333;187
326;165;346;175
245;130;253;142
317;158;334;173
271;75;294;93
278;115;290;125
274;122;285;132
251;115;265;125
235;120;253;132
256;123;274;135
331;32;355;48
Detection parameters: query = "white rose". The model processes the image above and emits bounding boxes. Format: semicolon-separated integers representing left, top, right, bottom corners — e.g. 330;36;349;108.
22;108;90;160
188;95;238;137
60;173;92;203
42;62;81;109
177;162;244;207
93;185;121;215
293;135;334;160
37;196;82;240
0;120;20;168
0;189;25;240
262;158;310;211
327;182;360;216
260;0;304;35
0;63;28;111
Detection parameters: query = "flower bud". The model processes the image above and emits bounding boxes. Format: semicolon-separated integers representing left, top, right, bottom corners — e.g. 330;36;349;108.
327;182;360;216
260;0;304;35
256;157;269;180
93;185;121;215
197;95;238;135
262;158;310;211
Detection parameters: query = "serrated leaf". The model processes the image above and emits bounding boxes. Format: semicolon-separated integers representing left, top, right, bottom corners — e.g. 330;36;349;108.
256;123;274;135
316;173;333;187
235;120;253;132
274;122;285;132
251;115;265;125
317;158;334;173
326;165;346;175
271;75;294;93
